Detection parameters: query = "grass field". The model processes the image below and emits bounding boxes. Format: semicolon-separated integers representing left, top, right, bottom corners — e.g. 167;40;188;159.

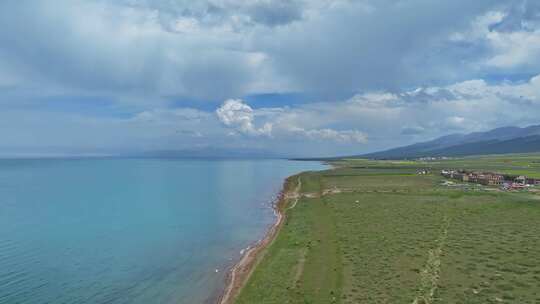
234;154;540;304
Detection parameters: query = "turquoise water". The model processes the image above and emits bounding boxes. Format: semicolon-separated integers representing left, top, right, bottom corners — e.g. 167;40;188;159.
0;158;325;304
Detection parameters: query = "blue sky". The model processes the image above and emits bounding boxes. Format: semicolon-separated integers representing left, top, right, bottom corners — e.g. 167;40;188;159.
1;0;540;157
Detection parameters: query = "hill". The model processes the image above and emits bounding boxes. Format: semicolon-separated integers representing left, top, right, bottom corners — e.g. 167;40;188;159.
361;125;540;159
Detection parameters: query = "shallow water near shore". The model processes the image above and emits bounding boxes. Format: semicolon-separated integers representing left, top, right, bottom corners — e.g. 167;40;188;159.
0;158;325;304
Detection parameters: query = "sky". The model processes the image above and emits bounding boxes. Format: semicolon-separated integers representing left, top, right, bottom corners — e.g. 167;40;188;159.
1;0;540;157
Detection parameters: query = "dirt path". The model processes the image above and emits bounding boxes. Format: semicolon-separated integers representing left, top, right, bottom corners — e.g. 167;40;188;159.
412;216;450;304
286;178;303;210
293;248;308;286
322;187;342;196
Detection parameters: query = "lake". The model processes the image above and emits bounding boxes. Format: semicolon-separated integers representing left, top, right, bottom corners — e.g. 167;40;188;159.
0;158;325;304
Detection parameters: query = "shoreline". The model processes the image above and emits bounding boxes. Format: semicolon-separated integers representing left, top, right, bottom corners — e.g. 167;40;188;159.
217;174;299;304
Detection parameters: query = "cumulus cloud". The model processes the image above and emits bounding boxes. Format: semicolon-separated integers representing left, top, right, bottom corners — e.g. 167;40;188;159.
3;73;540;156
216;99;273;136
260;73;540;152
216;99;368;143
211;70;540;152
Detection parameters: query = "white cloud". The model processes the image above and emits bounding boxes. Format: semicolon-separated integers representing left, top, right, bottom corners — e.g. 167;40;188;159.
291;128;368;143
216;99;273;136
133;108;210;124
3;73;540;156
449;9;540;71
449;11;506;42
216;99;368;144
348;92;399;108
275;73;540;148
441;79;490;99
485;30;540;68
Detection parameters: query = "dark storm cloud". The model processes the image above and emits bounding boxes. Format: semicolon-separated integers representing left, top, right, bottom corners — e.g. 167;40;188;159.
0;0;530;102
0;0;260;101
263;0;515;97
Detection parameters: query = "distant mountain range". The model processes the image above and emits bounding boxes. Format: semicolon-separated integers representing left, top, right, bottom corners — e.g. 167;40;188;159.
129;147;284;159
361;125;540;159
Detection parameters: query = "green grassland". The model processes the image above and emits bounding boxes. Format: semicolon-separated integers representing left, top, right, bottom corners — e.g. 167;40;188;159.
234;154;540;304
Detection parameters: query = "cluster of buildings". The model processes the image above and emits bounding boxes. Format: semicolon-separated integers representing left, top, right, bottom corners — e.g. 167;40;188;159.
441;169;540;190
417;156;452;161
